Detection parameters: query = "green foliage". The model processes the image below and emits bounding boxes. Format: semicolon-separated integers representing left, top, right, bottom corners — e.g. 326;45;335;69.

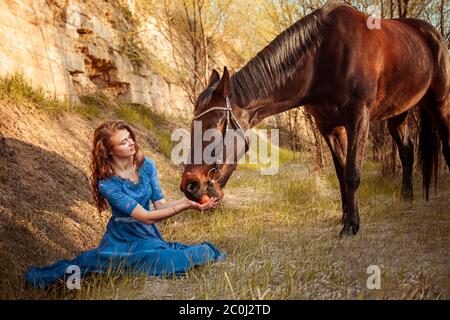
1;73;49;105
120;4;133;23
155;130;173;159
121;33;146;65
79;92;112;109
0;73;74;114
0;74;174;159
120;32;177;83
114;103;157;130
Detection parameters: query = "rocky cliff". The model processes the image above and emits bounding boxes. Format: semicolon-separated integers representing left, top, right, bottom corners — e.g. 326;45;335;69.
0;0;191;119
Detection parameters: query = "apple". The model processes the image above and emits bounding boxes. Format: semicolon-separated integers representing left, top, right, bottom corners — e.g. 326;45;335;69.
199;194;211;204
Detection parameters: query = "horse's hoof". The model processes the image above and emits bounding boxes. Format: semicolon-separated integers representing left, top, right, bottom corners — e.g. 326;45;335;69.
339;221;359;237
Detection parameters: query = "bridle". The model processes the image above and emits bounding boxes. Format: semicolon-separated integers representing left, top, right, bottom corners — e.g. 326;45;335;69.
192;96;250;185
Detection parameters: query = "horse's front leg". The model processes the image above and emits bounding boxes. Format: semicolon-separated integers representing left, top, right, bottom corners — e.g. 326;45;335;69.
341;106;370;236
317;124;348;224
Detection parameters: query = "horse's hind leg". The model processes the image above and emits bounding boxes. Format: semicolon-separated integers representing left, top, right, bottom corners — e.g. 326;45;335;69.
318;124;348;223
435;97;450;170
388;112;414;201
422;93;450;170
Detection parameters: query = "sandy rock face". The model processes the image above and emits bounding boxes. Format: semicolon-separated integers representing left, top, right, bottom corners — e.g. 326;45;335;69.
0;0;191;119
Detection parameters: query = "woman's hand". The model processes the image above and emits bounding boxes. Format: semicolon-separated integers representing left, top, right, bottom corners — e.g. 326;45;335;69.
183;196;218;212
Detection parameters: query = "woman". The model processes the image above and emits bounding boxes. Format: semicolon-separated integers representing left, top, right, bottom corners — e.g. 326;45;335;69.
26;120;225;289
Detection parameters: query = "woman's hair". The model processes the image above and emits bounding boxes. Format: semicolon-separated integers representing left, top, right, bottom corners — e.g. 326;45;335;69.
90;120;144;213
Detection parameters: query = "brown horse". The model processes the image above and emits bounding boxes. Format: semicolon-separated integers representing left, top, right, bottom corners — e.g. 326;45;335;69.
180;1;450;236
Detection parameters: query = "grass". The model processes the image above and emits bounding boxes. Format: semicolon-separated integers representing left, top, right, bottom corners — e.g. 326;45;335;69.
0;73;104;117
0;72;175;159
149;161;448;300
16;160;449;300
0;73;73;114
1;72;448;300
115;103;157;130
155;130;173;159
240;129;299;171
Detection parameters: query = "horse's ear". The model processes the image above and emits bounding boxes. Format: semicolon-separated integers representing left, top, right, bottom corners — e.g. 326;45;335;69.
215;66;231;98
208;69;220;86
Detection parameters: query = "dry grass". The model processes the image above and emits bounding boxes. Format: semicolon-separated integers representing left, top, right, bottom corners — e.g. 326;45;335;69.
137;162;449;300
0;75;183;299
12;161;448;300
0;74;448;299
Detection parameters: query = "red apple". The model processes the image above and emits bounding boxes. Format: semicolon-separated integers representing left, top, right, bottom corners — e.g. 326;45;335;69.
199;194;211;204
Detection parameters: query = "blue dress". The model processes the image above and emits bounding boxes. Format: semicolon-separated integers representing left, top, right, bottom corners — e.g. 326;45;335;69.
25;157;226;289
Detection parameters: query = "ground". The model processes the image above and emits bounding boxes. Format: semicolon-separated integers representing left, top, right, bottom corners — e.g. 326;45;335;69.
0;94;449;299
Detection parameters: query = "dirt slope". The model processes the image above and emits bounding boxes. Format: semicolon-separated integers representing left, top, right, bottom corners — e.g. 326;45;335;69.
0;98;182;298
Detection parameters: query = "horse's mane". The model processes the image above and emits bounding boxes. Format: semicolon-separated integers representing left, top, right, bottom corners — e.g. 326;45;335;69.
230;1;347;106
194;1;348;112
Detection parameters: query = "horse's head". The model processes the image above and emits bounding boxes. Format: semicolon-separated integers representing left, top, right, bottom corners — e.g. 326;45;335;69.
180;67;251;202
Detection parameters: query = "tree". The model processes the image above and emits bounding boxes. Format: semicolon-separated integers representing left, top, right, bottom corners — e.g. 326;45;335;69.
139;0;233;105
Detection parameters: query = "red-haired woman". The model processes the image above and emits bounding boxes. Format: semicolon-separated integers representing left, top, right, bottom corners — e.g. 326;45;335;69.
26;120;225;289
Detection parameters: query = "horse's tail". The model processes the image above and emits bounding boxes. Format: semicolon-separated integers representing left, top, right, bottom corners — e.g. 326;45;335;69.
418;106;440;201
